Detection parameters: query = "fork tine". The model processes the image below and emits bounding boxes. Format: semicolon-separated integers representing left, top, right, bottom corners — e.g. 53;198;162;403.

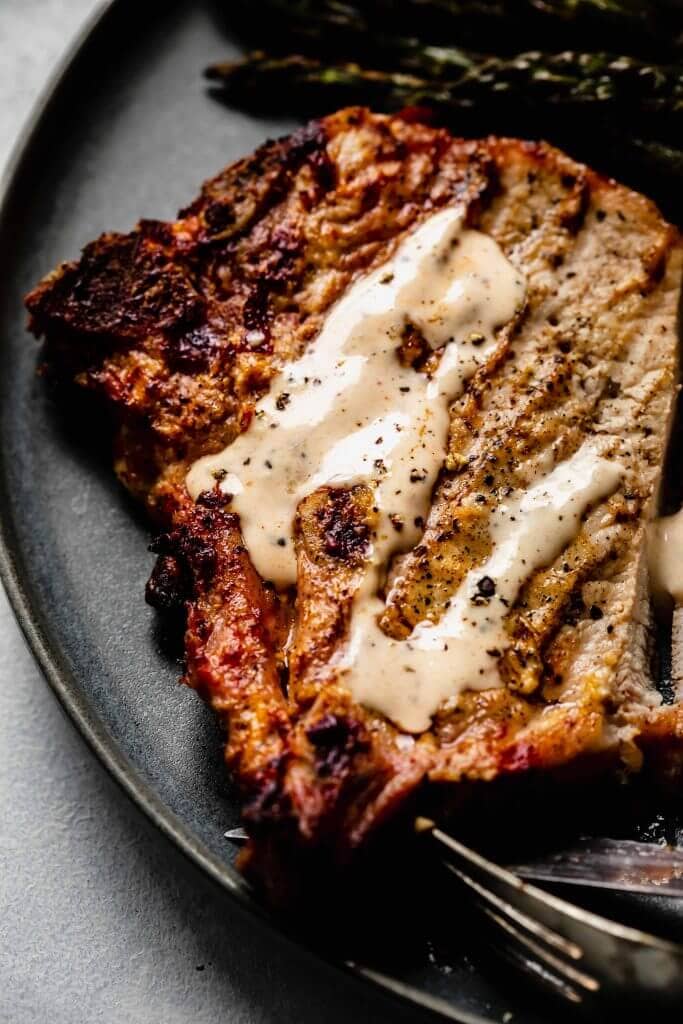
416;816;683;1005
422;818;560;902
443;860;583;960
491;933;584;1004
433;828;598;1001
482;907;600;992
420;816;585;960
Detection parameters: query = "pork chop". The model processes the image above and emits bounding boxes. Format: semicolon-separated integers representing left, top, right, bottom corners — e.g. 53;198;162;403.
25;108;683;894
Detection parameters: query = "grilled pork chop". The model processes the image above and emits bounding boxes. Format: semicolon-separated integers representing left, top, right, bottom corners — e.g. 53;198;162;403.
26;108;683;893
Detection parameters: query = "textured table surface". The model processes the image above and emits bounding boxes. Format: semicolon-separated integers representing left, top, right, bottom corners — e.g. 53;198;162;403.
0;5;421;1022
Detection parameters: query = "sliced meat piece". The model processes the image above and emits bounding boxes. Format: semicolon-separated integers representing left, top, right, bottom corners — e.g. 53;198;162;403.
25;108;683;895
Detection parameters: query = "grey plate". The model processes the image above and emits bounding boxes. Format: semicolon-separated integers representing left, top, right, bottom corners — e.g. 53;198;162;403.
0;2;680;1022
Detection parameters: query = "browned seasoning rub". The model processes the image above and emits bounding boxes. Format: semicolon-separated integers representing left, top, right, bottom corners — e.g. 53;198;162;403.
25;108;683;894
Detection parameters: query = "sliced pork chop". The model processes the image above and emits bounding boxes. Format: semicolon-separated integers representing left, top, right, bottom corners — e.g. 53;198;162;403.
26;108;683;893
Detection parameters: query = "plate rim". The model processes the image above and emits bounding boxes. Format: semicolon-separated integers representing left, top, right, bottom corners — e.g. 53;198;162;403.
0;5;496;1023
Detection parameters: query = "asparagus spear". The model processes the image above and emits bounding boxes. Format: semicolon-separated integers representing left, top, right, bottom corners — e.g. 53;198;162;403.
232;0;480;75
207;50;683;137
207;53;433;111
234;0;682;59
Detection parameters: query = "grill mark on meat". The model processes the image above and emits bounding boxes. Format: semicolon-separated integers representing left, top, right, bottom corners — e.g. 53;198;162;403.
24;109;683;892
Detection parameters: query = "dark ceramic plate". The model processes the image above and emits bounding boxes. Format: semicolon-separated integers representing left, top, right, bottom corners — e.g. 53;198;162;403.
1;3;681;1022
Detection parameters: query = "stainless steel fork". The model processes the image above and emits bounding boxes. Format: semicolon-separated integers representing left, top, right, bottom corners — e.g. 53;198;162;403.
416;817;683;1007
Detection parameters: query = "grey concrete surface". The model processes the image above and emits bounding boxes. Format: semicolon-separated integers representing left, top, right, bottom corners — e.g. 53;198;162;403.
0;5;417;1022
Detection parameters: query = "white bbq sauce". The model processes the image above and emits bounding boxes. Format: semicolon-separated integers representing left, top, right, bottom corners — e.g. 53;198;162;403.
186;205;623;732
649;510;683;602
346;446;623;731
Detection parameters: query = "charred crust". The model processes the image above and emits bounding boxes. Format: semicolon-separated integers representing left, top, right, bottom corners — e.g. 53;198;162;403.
166;322;223;372
242;756;293;827
315;490;371;562
203;200;236;235
150;524;218;589
195;489;233;510
242;280;272;346
191;120;332;249
27;233;204;342
281;120;334;189
259;223;305;289
186;540;217;583
137;218;176;248
305;714;367;779
145;552;189;613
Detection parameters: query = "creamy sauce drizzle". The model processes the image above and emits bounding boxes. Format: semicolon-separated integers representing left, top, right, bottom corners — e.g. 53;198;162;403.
343;443;623;731
187;205;525;587
649;510;683;602
186;206;620;732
